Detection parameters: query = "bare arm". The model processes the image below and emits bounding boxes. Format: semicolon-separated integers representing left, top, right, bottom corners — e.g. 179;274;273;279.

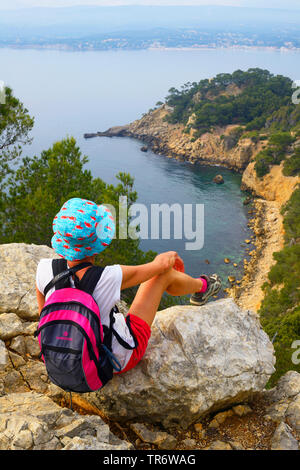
36;285;45;315
120;251;182;290
35;252;183;306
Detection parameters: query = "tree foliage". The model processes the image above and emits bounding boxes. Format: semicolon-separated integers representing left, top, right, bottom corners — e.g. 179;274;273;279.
0;86;34;189
164;68;293;136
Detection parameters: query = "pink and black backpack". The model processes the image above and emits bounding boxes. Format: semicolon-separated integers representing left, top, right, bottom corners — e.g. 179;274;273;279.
34;260;136;394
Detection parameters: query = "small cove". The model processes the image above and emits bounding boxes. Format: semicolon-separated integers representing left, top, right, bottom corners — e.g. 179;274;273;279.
84;134;254;288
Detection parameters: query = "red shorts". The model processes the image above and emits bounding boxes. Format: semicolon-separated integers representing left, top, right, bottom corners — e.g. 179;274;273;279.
115;313;151;374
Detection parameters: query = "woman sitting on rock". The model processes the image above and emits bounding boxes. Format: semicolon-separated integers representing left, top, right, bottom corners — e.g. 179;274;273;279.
35;197;221;376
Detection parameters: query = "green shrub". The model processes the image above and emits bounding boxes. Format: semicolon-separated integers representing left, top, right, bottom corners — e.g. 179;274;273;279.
245;116;266;131
241;130;259;143
261;306;300;388
281;186;300;242
254;149;274;177
283;147;300;177
254;132;295;177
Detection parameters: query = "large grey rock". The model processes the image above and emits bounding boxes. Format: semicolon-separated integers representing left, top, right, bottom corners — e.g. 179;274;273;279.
0;313;26;340
265;371;300;403
61;436;131;450
130;423;177;449
0;243;57;320
264;372;300;426
271;422;299;450
0;340;9;372
0;392;132;450
285;395;300;433
88;298;275;429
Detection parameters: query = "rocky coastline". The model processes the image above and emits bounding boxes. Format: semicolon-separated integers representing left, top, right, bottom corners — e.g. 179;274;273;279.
234;159;299;311
225;198;284;312
84;105;255;172
85;105;299;313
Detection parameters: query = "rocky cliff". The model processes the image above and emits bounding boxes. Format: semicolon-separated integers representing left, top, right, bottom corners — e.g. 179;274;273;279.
88;105;256;172
241;160;299;206
231;157;299;312
0;243;299;450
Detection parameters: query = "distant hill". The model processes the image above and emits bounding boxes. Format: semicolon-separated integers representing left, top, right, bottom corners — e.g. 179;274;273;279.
0;4;300;48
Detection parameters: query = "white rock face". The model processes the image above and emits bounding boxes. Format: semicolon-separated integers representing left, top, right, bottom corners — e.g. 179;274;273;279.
264;371;300;426
271;422;299;451
0;392;132;450
0;243;57;320
89;298;275;428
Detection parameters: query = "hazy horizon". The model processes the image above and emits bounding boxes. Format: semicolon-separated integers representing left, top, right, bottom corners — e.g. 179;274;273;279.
0;1;300;10
1;2;299;49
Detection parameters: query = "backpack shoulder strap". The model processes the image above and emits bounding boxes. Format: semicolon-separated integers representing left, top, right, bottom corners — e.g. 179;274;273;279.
74;265;105;296
52;259;70;291
43;260;92;297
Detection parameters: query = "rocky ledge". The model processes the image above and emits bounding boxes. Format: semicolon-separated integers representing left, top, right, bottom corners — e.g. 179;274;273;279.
0;392;132;450
84;125;130;139
0;243;299;450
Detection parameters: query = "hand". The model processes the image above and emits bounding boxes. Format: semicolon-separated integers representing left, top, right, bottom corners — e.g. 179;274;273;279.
153;251;183;274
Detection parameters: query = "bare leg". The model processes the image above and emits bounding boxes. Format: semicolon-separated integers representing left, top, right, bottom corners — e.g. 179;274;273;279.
129;268;203;327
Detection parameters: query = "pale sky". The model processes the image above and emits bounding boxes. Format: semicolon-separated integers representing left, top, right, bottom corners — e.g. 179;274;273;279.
0;0;299;10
